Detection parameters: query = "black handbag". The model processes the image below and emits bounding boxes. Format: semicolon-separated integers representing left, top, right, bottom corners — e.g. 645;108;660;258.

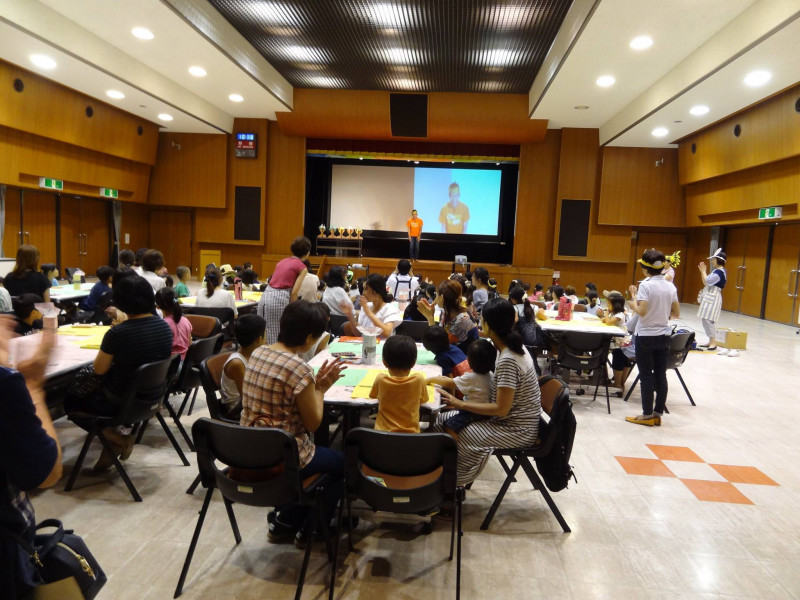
12;519;106;600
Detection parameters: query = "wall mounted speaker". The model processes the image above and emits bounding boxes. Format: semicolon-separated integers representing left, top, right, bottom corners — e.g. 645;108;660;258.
390;93;428;138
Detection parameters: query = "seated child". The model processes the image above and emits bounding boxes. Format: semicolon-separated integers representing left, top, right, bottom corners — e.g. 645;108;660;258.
164;275;174;288
41;263;59;287
155;288;193;359
0;277;13;312
565;285;580;306
584;290;604;317
174;266;191;298
79;265;114;313
241;268;259;291
12;293;43;336
369;335;428;433
530;283;544;302
422;325;467;376
221;314;266;421
427;338;496;433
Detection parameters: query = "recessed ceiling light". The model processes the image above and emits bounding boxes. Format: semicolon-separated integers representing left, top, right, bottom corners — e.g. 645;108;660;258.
689;105;710;116
414;161;419;164
651;127;669;138
132;27;154;40
359;157;363;160
596;75;615;88
629;36;653;50
574;105;589;110
385;48;416;64
188;66;207;77
158;113;173;121
284;46;320;61
307;76;342;88
481;49;516;67
106;90;125;99
744;70;771;87
29;54;56;70
368;3;404;27
228;94;244;102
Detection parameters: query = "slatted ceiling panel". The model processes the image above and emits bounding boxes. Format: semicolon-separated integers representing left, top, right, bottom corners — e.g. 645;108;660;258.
207;0;572;94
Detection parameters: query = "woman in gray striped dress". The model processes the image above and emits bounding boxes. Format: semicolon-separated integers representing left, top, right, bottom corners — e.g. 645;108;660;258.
433;297;541;486
697;248;727;351
256;237;310;345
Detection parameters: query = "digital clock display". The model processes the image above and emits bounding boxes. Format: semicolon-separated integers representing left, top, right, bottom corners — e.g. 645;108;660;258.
235;132;257;158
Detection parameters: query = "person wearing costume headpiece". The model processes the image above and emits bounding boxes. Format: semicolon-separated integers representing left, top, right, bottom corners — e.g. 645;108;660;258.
697;248;727;351
663;250;681;283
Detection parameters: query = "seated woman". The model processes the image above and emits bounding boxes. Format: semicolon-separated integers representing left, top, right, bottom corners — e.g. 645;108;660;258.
240;300;346;545
321;266;354;317
64;275;173;470
2;245;51;302
341;273;402;339
418;279;478;354
432;298;541;486
195;268;238;317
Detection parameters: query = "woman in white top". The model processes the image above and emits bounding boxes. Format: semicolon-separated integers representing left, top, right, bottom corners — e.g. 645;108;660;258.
195;268;238;317
322;266;353;317
342;273;402;339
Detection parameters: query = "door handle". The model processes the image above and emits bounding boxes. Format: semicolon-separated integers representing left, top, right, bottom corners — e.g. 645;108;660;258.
18;231;23;246
735;265;744;291
740;265;746;291
790;269;799;298
24;231;30;244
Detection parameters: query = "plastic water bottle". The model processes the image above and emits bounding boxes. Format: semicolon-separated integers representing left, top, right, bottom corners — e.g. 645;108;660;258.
72;270;81;290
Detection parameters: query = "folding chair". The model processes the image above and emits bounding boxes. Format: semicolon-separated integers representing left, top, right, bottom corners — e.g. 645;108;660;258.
623;331;696;407
175;419;334;600
395;320;431;342
173;334;224;419
556;331;612;413
329;314;349;337
481;376;573;532
64;354;183;502
330;428;465;600
184;306;235;346
184;314;221;339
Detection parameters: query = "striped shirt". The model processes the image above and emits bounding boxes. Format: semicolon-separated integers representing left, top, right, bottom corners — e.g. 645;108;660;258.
492;347;541;436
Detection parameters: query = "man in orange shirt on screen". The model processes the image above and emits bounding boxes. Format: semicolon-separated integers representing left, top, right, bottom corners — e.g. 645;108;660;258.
439;182;470;234
407;209;423;260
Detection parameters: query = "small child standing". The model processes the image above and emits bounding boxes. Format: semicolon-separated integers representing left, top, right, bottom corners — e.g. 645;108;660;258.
427;339;496;433
174;266;191;298
422;325;467;376
221;314;266;421
370;335;428;433
155;288;193;359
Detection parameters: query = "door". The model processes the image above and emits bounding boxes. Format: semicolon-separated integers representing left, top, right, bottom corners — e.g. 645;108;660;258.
148;209;193;273
61;196;111;274
22;191;58;267
721;226;769;318
2;188;21;258
764;223;800;325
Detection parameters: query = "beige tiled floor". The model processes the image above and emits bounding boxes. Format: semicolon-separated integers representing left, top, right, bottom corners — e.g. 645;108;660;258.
29;305;800;599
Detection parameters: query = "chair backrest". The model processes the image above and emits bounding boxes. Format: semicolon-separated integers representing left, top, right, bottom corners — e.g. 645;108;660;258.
199;352;239;423
107;354;181;424
667;331;695;370
96;289;114;310
192;418;305;508
185;314;221;339
395;320;430;342
344;428;458;514
557;331;611;371
175;333;224;390
572;303;587;312
64;268;86;283
329;314;349;336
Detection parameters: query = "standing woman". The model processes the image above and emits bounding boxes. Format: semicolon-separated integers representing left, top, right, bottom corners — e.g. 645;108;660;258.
625;249;680;426
432;298;541;486
257;236;310;344
2;245;51;302
697;248;727;351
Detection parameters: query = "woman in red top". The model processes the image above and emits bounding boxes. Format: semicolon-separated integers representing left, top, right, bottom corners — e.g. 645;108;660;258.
257;236;311;344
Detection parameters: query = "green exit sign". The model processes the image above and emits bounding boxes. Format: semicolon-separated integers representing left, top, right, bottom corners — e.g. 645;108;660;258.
38;177;63;191
758;206;783;219
100;188;118;199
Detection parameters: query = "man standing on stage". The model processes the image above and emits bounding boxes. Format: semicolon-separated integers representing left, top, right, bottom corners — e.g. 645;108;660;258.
438;182;470;234
407;209;423;260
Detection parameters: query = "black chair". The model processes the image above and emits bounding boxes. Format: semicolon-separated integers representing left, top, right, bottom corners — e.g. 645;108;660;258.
395;320;430;341
184;306;235;345
77;289;114;325
175;419;334;600
330;428;464;600
556;331;612;413
329;314;349;337
481;376;573;532
623;331;697;407
64;267;86;284
64;354;184;502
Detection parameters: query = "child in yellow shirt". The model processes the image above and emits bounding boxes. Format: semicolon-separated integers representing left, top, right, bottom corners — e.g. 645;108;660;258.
370;335;428;433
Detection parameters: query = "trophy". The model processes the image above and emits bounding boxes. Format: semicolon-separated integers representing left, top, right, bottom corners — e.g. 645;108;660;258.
318;224;326;237
337;226;345;238
355;227;363;238
347;227;354;238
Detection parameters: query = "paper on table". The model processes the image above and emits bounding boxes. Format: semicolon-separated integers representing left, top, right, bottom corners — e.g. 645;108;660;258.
327;341;436;365
58;325;110;336
350;369;436;403
77;331;107;349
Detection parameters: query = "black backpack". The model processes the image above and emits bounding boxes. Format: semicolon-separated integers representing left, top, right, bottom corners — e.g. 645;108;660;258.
534;378;577;492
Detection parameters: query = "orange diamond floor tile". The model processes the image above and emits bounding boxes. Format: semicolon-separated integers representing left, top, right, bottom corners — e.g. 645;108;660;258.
680;478;754;505
616;457;675;477
645;444;704;463
709;464;779;486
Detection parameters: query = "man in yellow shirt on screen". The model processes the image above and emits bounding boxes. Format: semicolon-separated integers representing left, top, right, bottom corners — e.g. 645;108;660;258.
406;209;423;260
438;182;470;234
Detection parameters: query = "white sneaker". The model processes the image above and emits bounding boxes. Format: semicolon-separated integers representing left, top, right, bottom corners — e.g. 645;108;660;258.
727;349;740;357
717;348;729;356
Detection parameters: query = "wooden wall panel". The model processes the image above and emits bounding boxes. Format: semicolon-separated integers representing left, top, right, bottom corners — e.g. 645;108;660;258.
513;130;561;268
276;89;547;144
685;155;800;227
0;126;152;201
553;260;629;300
149;132;227;208
683;227;714;307
148;209;193;272
553;128;631;263
120;202;149;255
0;60;158;165
599;147;685;227
678;83;800;185
265;121;306;255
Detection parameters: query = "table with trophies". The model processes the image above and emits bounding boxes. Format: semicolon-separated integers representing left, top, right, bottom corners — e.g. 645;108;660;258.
315;225;363;257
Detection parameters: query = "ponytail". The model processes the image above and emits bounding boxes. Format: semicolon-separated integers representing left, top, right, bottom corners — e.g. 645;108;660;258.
205;268;221;298
155;287;183;323
522;298;534;322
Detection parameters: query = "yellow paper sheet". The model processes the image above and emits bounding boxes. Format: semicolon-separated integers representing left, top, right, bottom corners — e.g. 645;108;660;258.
76;331;108;349
242;291;262;302
58;325;110;337
351;369;436;402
